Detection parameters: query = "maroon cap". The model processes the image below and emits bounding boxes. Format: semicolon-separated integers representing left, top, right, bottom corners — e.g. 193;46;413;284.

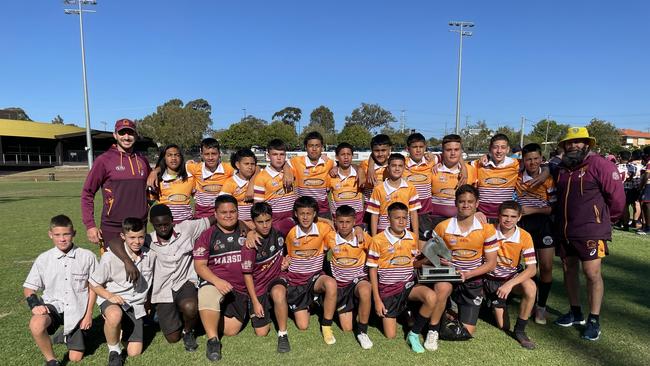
114;118;136;133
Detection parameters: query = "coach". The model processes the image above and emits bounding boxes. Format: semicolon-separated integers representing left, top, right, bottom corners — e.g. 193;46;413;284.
553;127;624;341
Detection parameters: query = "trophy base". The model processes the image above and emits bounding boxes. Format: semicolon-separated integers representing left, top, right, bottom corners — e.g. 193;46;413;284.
417;265;463;283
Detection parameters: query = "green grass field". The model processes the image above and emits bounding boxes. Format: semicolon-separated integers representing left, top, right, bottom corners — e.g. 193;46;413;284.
1;181;649;365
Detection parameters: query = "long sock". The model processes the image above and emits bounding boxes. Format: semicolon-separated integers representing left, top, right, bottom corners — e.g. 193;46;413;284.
570;305;582;316
428;323;440;332
358;323;368;334
321;318;333;327
411;312;428;334
514;317;528;333
537;281;552;307
588;313;600;323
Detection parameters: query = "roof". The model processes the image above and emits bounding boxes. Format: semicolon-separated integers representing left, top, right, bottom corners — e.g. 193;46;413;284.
0;118;86;139
619;128;650;139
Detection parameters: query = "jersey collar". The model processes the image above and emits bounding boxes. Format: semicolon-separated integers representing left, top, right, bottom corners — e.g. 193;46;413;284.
305;155;326;168
437;162;461;174
384;229;413;245
55;245;77;259
407;156;429;168
202;162;225;179
445;216;484;237
383;178;409;196
161;169;179;182
338;166;358;180
233;174;249;188
295;223;320;238
335;232;359;247
495;226;521;243
485;156;515;168
264;165;282;178
521;168;541;183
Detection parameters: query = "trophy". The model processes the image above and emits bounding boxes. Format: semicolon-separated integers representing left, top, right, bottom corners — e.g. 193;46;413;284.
417;231;463;283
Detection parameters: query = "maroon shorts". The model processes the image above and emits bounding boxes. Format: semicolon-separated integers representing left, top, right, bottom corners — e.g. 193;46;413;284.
557;239;608;261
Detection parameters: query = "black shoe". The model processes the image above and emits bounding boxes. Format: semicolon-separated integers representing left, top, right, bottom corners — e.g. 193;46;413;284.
45;360;60;366
51;329;65;345
108;351;123;366
183;330;199;352
514;331;536;350
582;318;601;341
206;337;222;362
277;334;291;353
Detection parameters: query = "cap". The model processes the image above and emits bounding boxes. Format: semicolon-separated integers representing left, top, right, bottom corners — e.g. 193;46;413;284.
559;127;596;148
114;118;137;133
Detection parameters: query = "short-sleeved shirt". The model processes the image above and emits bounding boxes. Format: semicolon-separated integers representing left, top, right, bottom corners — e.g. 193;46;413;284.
89;245;156;319
253;166;298;220
23;245;98;335
515;169;556;208
325;231;372;287
473;157;520;218
434;217;499;272
366;179;421;232
219;174;253;222
431;162;477;218
289;156;334;214
147;218;210;303
284;222;333;286
241;228;285;296
328;167;364;217
154;171;195;222
359;159;388;202
366;229;418;297
192;225;246;293
186;161;235;218
404;156;436;215
488;227;536;279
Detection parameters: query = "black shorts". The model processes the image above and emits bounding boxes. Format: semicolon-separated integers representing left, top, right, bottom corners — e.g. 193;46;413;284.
100;301;143;343
452;279;483;326
286;273;322;312
418;213;435;241
44;304;85;351
557;239;608;261
483;278;509;309
249;277;287;328
336;278;368;313
641;185;650;203
625;189;640;205
519;214;554;250
155;281;198;335
222;291;250;323
381;281;415;318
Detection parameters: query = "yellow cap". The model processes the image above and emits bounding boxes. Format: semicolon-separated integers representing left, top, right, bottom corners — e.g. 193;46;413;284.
559;127;596;147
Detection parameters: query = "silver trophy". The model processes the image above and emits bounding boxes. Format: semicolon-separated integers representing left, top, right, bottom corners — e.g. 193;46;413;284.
417;231;463;283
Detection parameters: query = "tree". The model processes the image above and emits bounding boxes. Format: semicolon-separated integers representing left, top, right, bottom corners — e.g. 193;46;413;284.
337;123;372;150
137;98;212;149
526;119;569;154
51;115;64;124
344;103;396;131
218;116;268;149
0;107;32;121
494;125;520;147
461;121;493;152
587;118;621;154
272;107;302;127
309;106;335;134
264;121;299;149
380;126;409;149
428;136;441;150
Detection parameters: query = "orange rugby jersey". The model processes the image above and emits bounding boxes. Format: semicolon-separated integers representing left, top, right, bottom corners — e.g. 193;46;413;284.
325;231;371;287
218;174;253;221
515;169;556;208
473;157;520;218
431;162;477;218
488;227;536;279
366;179;421;232
288;156;334;214
284;222;333;286
434;217;499;272
186;161;234;218
154;171;195;222
366;229;418;297
359;159;388;202
328;167;364;218
253;166;298;220
404;156;436;215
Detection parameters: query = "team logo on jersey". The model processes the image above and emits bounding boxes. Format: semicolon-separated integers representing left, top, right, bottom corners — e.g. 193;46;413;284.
390;256;411;266
388;246;395;253
242;260;253;270
337;191;359;200
542;236;554;246
168;194;189;202
238;237;246;246
333;246;341;254
115;165;125;171
438;175;448;183
408;173;428;183
484;177;508;185
448;238;457;246
274;188;286;195
295;249;317;257
405;280;415;289
227;236;234;242
193;247;207;257
278;238;284;247
473;296;483;306
497;255;513;266
451;249;477;259
304;178;325;186
590;249;597;256
612;171;620;180
293;240;300;247
271;180;279;187
162;182;171;189
335;257;359;266
269;245;276;252
234;187;245;195
203;184;223;192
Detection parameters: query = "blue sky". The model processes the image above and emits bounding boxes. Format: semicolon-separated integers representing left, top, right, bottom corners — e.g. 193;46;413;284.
2;0;649;138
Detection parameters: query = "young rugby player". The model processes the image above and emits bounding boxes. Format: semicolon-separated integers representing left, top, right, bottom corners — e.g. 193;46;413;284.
328;142;365;225
484;201;537;349
149;144;194;222
24;215;98;366
219;149;258;226
360;134;392;201
367;202;439;353
367;153;421;236
403;133;438;240
90;218;156;366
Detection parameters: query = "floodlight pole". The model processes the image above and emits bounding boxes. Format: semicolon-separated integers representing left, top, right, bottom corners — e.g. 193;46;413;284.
449;21;474;135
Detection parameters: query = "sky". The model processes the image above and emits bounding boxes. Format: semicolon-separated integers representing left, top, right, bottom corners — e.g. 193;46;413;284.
2;0;649;138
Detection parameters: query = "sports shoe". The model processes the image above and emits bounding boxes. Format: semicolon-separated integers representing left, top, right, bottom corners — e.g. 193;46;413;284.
581;319;601;341
514;332;536;350
277;334;291;353
206;337;222;362
636;229;649;235
424;330;439;351
407;331;425;354
356;332;373;350
182;329;198;352
45;360;60;366
534;306;547;325
108;351;123;366
554;311;585;327
322;325;336;345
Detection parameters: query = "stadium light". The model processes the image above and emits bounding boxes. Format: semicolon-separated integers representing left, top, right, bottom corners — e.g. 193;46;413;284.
449;21;474;135
64;0;96;169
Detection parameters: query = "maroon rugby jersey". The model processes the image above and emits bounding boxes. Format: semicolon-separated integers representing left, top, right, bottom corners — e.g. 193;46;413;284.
241;228;284;296
193;226;246;293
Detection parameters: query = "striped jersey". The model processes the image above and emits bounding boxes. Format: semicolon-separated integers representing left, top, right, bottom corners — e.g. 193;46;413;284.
434;217;499;272
240;228;285;296
359;159;388;202
488;227;536;279
366;179;421;232
325;231;371;287
366;229;418;297
186;161;234;218
515;169;556;208
289;156;334;214
473;157;520;218
284;222;333;286
219;174;253;222
253;166;298;221
154;171;195;222
404;156;436;215
328;167;364;220
430;162;477;218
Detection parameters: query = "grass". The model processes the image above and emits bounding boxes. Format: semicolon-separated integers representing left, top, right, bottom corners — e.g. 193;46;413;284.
1;181;649;365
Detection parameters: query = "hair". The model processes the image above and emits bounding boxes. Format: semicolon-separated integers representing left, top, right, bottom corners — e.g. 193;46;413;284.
49;214;74;230
631;149;643;161
335;142;354;155
267;138;287;152
149;204;172;220
214;194;238;210
522;143;542;157
490;133;510;147
370;134;392;148
498;200;521;215
303;131;324;146
156;144;188;182
200;137;220;151
293;195;319;214
335;204;356;218
442;134;462;147
511;145;522;153
406;133;426;147
230;148;257;171
251;202;273;220
122;217;145;233
618;150;631;161
643;146;650;157
455;184;479;202
387;202;408;216
388;153;406;164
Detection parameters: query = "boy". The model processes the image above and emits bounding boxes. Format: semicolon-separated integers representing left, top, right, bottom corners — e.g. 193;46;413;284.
367;202;439;353
187;138;235;218
328;142;365;225
367;153;421;236
24;215;98;366
360;134;392;201
484;201;537;349
219;148;258;225
404;133;437;240
324;205;373;349
241;202;291;353
90;218;156;366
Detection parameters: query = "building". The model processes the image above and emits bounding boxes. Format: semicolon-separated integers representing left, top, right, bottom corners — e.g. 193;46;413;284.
619;128;650;148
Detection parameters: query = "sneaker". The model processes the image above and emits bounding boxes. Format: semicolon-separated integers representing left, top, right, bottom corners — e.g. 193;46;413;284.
636;229;649;235
108;351;123;366
554;311;585;327
277;334;291;353
424;330;439;351
407;331;425;354
534;306;547;325
321;326;336;345
45;360;60;366
581;319;601;341
356;332;373;350
206;337;222;362
182;329;198;352
514;331;536;350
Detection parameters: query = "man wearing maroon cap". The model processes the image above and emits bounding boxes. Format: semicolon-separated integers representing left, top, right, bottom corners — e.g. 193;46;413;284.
81;119;151;250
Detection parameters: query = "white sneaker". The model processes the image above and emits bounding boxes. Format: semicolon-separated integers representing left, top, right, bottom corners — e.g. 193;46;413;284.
357;332;373;350
424;330;439;351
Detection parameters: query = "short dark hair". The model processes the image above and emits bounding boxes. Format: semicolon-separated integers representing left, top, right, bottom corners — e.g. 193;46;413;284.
335;142;354;155
643;146;650;157
267;138;287;152
632;149;643;161
388;153;405;164
201;137;221;151
156;144;188;182
522;143;542;157
49;214;74;230
490;133;510;147
149;204;173;220
230;148;257;170
387;202;408;216
407;133;426;147
618;150;631;161
293;195;319;214
214;194;238;210
371;134;392;148
251;202;273;220
498;200;521;215
303;131;324;146
122;217;145;233
335;204;356;218
455;184;479;202
442;134;462;147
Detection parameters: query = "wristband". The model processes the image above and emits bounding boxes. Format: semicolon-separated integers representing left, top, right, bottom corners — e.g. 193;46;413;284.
26;294;43;310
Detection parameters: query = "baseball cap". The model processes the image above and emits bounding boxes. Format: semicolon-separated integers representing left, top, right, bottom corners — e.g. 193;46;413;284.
114;118;137;133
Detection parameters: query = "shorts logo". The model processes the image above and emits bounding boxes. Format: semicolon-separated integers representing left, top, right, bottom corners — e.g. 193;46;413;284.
203;184;223;192
335;257;359;266
295;249;317;257
389;256;412;266
543;236;554;246
405;281;415;289
452;249;477;259
590;249;597;256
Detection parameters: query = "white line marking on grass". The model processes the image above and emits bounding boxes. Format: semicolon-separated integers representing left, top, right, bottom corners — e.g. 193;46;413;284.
0;312;11;319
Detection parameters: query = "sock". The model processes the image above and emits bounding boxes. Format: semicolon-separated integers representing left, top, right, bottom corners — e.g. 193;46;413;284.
411;312;428;334
570;306;582;317
537;282;552;308
428;323;440;332
107;343;122;353
588;313;600;323
277;330;288;337
321;318;333;327
514;317;528;333
358;323;368;334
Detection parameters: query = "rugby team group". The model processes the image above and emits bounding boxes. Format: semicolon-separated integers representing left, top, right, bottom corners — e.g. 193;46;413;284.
23;118;625;365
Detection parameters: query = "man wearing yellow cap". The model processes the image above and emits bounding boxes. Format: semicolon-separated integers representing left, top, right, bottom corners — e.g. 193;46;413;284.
553;127;625;341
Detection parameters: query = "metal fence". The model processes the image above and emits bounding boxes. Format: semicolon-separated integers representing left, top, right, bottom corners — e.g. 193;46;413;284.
1;153;60;166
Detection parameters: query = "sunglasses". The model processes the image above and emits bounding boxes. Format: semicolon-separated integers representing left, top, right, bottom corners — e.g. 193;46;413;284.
117;129;136;136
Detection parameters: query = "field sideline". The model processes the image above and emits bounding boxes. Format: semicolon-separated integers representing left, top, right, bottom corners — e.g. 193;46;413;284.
1;181;649;365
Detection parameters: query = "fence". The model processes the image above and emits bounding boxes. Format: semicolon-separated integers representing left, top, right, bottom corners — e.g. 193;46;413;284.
1;153;60;166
